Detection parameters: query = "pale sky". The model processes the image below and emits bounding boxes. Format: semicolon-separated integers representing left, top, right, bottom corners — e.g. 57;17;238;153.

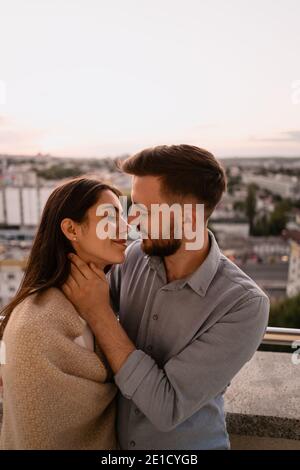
0;0;300;158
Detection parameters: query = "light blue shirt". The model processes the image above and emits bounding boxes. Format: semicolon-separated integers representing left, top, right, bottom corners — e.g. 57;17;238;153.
108;230;270;450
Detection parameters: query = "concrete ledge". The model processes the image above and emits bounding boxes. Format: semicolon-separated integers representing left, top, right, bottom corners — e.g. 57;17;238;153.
225;350;300;442
229;434;300;450
1;351;299;448
227;413;300;441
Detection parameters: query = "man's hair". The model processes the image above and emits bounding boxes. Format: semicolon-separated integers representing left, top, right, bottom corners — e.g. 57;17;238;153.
118;144;227;217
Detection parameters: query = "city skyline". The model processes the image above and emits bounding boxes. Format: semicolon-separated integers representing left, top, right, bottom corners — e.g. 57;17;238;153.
0;0;300;158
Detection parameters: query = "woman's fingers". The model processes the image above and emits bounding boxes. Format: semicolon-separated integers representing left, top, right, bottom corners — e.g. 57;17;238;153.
61;282;71;296
68;253;95;280
66;272;80;291
70;262;86;286
89;263;107;282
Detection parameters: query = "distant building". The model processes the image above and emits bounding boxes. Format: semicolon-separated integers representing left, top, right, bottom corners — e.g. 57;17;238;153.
284;230;300;298
217;234;289;302
0;163;131;227
0;186;55;227
0;258;27;308
243;173;300;200
10;171;38;187
218;233;289;263
210;220;250;239
286;209;300;231
251;236;289;261
242;262;288;303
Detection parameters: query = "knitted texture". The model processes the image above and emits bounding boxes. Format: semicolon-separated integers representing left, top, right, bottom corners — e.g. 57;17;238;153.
0;287;118;450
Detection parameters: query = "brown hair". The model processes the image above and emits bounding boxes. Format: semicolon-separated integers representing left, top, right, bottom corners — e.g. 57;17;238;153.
118;144;227;216
0;176;121;338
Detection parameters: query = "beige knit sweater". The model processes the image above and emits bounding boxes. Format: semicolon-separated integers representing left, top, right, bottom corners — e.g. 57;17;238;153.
0;287;118;450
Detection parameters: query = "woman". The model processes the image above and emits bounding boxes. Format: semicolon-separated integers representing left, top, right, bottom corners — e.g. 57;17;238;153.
0;176;128;450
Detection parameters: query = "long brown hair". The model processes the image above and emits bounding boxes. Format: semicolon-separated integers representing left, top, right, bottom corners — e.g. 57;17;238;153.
0;176;121;338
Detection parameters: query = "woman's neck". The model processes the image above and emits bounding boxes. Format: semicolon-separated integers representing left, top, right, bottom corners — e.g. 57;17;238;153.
73;247;107;272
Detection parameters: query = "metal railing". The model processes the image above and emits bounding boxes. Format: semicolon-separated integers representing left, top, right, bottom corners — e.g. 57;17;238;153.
263;327;300;346
1;316;300;346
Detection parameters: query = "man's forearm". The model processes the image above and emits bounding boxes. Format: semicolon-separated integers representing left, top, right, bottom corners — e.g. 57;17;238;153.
89;307;136;374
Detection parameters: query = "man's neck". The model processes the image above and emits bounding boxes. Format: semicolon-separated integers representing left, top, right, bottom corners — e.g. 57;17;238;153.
163;229;211;283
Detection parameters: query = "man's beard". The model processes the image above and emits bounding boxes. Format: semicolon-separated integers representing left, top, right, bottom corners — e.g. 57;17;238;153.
141;237;182;257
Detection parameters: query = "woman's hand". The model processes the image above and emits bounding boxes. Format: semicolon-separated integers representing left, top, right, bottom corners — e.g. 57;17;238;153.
62;253;113;328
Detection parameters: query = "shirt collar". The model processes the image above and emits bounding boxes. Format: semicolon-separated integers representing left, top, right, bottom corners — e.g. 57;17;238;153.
144;229;221;296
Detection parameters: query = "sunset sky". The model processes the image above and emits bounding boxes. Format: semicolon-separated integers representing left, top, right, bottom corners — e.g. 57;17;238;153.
0;0;300;158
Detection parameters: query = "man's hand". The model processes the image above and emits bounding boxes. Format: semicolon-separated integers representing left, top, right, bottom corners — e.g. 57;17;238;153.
62;253;111;328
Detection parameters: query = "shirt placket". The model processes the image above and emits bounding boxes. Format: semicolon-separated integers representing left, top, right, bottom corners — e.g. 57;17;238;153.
126;267;166;449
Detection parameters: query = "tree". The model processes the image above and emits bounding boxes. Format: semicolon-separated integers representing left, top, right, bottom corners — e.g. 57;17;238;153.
233;200;246;212
269;293;300;328
251;198;292;237
252;214;269;236
268;199;292;236
245;184;257;235
37;164;82;180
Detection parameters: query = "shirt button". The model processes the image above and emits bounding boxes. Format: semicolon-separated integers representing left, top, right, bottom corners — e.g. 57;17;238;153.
130;440;136;447
147;345;153;352
135;408;140;415
152;314;158;320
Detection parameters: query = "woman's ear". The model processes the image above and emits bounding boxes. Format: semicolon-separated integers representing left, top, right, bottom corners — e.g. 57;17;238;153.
60;218;78;242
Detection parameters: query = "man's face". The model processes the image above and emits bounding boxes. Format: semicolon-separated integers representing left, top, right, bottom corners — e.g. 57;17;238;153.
130;175;182;257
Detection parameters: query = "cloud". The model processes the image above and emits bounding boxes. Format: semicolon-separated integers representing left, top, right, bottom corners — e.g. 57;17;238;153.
0;116;46;154
283;131;300;142
0;115;12;126
249;130;300;143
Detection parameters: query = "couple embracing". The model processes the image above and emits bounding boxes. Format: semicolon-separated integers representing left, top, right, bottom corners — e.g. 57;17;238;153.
0;145;269;450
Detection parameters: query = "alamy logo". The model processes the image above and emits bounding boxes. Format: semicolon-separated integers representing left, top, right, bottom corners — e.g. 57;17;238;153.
95;198;205;250
0;340;6;365
291;340;300;365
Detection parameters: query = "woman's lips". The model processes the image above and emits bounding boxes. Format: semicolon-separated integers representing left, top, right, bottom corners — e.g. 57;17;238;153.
112;239;127;247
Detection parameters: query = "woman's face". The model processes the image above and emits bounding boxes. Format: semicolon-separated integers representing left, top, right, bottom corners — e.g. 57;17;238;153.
62;189;128;268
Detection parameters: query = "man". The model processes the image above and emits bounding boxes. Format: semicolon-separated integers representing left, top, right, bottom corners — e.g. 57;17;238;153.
63;145;270;450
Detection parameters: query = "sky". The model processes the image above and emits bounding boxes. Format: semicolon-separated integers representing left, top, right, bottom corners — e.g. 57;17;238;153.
0;0;300;158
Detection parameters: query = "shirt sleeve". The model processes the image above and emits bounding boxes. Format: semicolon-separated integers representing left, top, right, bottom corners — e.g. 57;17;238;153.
114;294;270;432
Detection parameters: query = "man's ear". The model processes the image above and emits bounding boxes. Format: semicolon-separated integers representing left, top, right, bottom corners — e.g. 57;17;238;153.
61;218;78;242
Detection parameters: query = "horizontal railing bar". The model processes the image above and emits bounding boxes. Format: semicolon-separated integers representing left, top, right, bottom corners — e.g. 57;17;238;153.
263;327;300;346
0;317;300;345
266;327;300;335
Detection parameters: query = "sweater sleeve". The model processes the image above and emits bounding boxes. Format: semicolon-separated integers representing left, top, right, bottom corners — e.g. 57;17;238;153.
1;317;117;449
